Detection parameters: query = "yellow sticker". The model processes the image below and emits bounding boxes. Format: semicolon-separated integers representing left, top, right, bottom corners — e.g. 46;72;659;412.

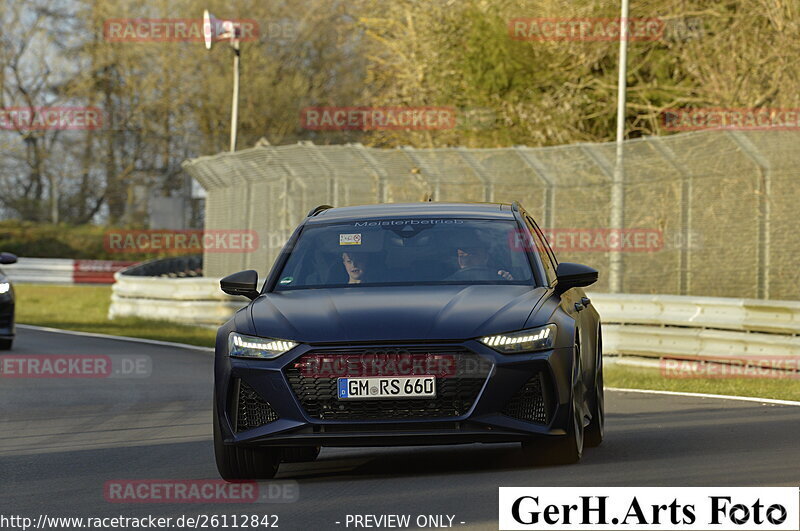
339;233;362;245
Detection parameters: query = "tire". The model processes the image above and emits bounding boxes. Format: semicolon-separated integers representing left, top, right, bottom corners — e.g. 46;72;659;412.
522;340;584;465
213;398;280;481
584;332;604;448
0;338;12;350
281;446;321;463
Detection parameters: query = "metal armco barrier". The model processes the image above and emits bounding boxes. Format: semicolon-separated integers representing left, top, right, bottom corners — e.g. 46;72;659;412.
1;258;74;284
591;293;800;335
0;258;135;284
591;293;800;360
602;324;800;359
73;260;139;284
108;279;800;361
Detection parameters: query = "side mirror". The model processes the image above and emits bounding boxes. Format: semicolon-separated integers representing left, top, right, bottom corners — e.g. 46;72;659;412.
0;252;18;265
555;262;598;292
220;270;260;300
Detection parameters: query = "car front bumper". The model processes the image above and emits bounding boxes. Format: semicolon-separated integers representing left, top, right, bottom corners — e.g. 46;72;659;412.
215;340;575;448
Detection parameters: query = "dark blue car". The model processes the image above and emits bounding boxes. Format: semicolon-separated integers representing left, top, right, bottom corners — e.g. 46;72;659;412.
213;202;603;479
0;252;17;350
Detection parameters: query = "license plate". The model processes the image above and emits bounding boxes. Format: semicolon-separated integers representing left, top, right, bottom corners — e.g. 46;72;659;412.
337;376;436;400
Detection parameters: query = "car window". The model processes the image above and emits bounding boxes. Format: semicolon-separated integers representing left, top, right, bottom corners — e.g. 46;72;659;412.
524;216;557;285
274;218;535;290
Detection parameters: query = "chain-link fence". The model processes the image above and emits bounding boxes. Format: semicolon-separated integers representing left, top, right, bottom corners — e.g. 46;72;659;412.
182;130;800;300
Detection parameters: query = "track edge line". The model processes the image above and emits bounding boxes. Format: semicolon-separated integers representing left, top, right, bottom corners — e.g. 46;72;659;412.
15;323;214;353
608;386;800;407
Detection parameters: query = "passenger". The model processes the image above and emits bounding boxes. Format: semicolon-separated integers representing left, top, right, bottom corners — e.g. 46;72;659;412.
342;252;371;284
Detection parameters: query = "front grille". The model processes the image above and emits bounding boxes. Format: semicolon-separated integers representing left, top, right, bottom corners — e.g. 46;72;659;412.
284;348;491;421
234;380;279;432
503;372;549;424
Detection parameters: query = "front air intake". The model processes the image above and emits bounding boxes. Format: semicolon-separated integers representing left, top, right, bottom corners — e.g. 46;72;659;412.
503;372;550;424
233;379;279;432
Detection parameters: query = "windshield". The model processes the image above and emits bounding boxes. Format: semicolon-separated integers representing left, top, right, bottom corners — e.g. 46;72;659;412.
274;218;535;290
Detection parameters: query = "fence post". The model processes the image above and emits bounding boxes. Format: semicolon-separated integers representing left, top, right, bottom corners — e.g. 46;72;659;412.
223;156;251;277
513;146;555;229
726;131;771;300
350;143;390;203
581;144;623;292
300;140;339;205
651;137;693;295
456;147;493;202
401;146;440;200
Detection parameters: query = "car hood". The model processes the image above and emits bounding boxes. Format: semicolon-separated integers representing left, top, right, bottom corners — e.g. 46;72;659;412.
250;285;547;342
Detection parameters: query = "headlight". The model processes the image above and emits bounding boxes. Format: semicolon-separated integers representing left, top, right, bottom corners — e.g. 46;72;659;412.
228;332;297;359
479;324;557;354
0;282;9;294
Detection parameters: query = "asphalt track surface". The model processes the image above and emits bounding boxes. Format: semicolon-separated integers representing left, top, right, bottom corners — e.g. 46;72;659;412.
2;327;799;531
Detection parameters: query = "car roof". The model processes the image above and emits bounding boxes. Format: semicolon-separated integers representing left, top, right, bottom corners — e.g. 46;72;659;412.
305;202;516;224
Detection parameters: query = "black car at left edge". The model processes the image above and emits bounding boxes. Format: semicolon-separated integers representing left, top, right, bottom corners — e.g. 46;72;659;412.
0;252;18;350
213;202;603;479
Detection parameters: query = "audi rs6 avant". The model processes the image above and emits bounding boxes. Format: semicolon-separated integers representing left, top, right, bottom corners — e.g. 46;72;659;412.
213;202;603;479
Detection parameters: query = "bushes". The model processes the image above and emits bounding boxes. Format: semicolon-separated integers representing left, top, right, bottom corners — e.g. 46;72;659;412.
0;221;153;260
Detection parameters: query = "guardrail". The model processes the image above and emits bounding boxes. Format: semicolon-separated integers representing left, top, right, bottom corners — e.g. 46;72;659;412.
1;258;137;284
107;278;800;360
591;294;800;361
591;293;800;335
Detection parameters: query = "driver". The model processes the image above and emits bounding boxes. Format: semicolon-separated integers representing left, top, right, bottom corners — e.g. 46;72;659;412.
446;234;514;281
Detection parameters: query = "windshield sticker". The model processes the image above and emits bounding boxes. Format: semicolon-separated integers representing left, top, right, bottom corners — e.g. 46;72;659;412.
279;276;293;285
339;233;362;245
353;219;464;226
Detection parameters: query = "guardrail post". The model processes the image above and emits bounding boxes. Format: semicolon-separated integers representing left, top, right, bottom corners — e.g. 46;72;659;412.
726;131;771;300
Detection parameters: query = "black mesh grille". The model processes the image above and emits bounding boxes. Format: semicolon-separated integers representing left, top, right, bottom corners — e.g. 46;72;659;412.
284;349;491;421
234;380;279;432
503;372;549;424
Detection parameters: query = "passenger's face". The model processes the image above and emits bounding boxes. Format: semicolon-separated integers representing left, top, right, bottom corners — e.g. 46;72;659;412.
457;246;487;269
342;253;366;281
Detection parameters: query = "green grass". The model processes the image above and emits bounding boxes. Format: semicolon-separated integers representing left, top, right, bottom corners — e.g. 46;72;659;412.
606;363;800;402
14;284;216;347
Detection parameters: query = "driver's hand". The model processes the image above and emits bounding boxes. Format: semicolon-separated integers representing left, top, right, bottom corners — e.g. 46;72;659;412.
497;270;514;280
